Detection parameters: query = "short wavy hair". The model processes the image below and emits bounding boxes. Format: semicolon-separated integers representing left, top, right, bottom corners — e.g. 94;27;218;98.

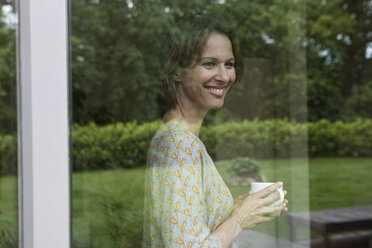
161;15;244;106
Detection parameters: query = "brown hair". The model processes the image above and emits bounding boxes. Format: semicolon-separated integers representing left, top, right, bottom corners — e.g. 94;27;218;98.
161;15;244;106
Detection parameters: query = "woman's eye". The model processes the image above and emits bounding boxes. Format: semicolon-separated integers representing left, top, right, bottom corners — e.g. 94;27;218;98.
225;62;235;69
202;62;215;69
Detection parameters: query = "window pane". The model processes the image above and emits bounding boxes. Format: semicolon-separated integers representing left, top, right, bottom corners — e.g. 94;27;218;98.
303;1;372;247
70;1;309;247
0;1;18;247
70;1;372;247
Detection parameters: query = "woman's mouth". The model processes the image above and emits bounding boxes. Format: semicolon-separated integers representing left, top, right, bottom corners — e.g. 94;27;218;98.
205;86;225;97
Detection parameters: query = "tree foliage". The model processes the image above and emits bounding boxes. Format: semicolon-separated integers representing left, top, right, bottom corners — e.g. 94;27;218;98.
0;0;371;129
0;6;16;134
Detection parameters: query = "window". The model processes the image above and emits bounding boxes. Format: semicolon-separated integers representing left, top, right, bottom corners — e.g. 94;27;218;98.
5;0;371;247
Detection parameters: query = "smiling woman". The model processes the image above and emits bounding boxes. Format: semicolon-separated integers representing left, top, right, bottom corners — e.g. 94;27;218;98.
161;15;244;135
143;15;288;248
173;33;236;113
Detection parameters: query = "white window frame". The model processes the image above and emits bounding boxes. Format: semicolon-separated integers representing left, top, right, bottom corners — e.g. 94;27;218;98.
18;0;70;247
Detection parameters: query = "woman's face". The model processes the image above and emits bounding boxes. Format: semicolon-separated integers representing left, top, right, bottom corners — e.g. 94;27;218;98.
174;32;236;113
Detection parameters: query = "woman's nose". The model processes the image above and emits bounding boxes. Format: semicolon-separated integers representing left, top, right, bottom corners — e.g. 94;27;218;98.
215;65;229;83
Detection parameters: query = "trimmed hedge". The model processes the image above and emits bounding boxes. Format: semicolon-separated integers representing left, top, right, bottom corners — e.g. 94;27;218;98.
0;135;17;175
72;121;160;170
0;119;371;173
308;119;372;157
200;119;309;160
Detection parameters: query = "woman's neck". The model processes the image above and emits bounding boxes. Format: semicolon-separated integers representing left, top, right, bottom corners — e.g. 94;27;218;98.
162;104;207;137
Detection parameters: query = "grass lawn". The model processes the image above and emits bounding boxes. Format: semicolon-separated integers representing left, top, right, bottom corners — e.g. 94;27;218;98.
72;168;145;248
0;174;18;245
0;157;371;247
71;157;372;246
220;157;372;210
218;157;372;241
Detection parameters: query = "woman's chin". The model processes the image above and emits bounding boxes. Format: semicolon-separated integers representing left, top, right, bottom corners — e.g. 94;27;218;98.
209;101;225;110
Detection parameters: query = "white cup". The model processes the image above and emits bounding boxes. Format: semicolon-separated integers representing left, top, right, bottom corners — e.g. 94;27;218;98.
250;182;284;215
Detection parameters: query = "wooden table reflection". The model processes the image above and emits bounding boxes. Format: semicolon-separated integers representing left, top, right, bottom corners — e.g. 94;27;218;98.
287;205;372;247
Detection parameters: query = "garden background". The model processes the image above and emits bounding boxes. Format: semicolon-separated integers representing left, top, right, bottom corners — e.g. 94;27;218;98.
0;0;372;247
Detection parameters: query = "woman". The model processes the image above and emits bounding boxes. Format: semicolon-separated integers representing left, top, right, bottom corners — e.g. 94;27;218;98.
143;15;288;248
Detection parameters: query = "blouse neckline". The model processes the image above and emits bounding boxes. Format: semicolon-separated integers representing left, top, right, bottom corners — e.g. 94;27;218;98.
162;120;206;146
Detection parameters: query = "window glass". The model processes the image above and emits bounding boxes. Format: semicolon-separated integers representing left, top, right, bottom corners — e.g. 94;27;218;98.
0;1;18;247
70;1;372;247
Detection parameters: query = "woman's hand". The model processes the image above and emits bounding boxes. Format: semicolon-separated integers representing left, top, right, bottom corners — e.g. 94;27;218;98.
231;182;288;231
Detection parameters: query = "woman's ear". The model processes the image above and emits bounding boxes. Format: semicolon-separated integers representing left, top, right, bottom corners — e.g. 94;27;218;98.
173;72;181;83
173;69;186;83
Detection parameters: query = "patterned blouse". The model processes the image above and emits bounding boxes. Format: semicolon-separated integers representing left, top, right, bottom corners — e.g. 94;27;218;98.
143;121;238;247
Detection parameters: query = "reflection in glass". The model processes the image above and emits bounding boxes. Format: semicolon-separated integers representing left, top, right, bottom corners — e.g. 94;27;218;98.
0;1;18;247
70;1;372;247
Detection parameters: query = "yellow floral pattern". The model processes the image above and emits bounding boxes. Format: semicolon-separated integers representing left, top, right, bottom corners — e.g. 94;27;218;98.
143;121;237;247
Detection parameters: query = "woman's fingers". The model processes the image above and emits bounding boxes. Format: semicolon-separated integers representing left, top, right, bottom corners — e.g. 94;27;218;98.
259;204;284;215
234;183;289;230
254;182;283;198
236;199;288;229
261;191;281;205
258;215;276;224
255;201;287;218
275;202;287;213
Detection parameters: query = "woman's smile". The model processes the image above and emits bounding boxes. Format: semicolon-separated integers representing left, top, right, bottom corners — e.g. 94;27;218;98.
205;86;226;97
175;32;236;113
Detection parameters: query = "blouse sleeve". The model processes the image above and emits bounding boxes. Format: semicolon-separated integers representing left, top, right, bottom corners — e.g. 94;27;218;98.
147;132;223;248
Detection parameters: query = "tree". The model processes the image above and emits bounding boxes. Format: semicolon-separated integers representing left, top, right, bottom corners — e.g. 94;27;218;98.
306;0;372;121
71;0;312;123
0;0;371;134
71;0;175;124
0;5;17;134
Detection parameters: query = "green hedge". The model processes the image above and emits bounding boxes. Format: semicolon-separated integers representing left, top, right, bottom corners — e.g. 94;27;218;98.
308;119;372;157
0;119;371;173
200;119;309;160
0;135;17;175
72;121;160;170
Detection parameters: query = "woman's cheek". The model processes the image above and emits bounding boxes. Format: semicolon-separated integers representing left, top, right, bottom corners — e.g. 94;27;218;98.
231;70;236;83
